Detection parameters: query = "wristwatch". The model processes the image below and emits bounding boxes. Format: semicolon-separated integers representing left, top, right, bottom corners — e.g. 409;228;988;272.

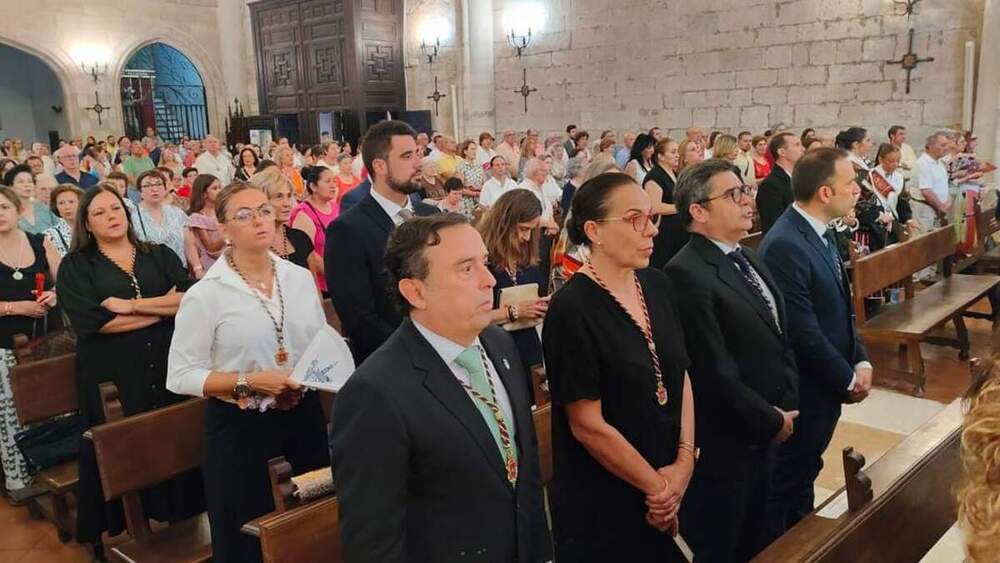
233;374;252;402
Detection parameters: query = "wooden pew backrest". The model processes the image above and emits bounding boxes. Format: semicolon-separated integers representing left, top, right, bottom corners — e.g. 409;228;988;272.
853;225;956;299
90;398;207;501
533;404;552;485
10;353;76;425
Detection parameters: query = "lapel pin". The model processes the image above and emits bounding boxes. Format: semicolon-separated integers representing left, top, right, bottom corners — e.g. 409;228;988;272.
503;358;511;370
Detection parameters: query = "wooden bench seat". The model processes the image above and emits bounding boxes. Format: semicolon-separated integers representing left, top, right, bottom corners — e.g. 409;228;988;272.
852;225;1000;395
9;336;79;542
90;391;211;563
861;274;1000;336
243;403;555;563
754;399;962;562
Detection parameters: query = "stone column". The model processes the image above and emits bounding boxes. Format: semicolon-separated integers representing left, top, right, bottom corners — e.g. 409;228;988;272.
974;0;1000;166
459;0;495;137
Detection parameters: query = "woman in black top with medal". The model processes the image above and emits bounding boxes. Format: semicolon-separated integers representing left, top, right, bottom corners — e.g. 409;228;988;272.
57;183;203;554
542;172;696;562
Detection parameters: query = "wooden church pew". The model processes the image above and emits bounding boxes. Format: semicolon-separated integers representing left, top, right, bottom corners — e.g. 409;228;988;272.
88;387;212;563
8;334;79;542
243;403;555;563
851;225;1000;395
753;398;963;562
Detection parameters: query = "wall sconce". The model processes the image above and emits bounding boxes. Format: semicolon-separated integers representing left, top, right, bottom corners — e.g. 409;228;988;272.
503;2;546;57
417;16;449;65
893;0;923;18
71;44;110;83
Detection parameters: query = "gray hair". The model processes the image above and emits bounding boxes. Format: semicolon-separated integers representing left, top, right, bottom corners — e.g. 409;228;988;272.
522;158;545;180
926;130;953;148
565;157;585;179
675;159;740;227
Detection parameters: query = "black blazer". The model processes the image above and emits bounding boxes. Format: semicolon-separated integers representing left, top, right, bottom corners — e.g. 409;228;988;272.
664;234;797;470
324;193;438;362
329;320;551;563
756;165;793;234
759;207;868;400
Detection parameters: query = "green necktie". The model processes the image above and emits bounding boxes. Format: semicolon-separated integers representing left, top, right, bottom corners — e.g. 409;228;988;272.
454;346;517;465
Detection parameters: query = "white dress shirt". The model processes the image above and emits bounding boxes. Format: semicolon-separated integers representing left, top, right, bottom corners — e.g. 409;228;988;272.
480;176;518;207
195;151;235;184
370;186;414;226
475;146;496;168
790;203;871;388
412;320;515;430
911;152;950;203
166;254;326;398
516;179;554;220
872;165;903;215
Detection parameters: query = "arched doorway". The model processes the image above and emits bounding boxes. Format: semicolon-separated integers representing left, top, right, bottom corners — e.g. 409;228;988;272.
0;43;67;147
121;43;209;142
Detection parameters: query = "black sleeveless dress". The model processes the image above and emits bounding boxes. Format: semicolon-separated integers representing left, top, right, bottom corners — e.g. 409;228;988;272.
644;164;688;269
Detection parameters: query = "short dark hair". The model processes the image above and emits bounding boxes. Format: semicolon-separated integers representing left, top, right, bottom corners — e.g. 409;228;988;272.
566;124;578;134
107;171;129;185
768;132;796;161
384;213;471;313
182;167;198;178
675;159;741;227
792;147;847;202
136;169;165;190
3;164;33;187
835;127;867;151
444;177;464;192
566;172;637;246
361;119;417;178
888;125;906;138
737;131;752;139
49;184;84;217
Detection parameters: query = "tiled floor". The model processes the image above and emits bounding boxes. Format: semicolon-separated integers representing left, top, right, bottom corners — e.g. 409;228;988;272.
2;299;988;562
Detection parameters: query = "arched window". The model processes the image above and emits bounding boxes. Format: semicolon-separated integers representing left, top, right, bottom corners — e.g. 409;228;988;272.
121;43;208;142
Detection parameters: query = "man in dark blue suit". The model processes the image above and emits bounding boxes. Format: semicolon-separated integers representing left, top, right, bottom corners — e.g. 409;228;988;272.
325;120;438;363
758;147;872;544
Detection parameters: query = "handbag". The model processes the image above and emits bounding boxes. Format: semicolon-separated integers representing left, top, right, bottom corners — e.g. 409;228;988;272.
14;413;82;473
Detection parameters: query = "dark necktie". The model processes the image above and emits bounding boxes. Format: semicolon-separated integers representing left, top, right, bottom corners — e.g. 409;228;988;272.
823;228;844;282
728;248;780;331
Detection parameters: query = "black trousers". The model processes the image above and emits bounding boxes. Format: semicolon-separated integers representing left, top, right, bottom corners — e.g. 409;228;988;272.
761;391;842;546
680;445;773;562
202;394;328;563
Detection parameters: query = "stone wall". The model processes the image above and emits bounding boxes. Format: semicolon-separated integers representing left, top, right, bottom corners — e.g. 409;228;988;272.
404;0;986;144
0;0;255;141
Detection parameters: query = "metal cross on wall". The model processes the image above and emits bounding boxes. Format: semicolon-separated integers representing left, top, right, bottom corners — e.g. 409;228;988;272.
887;28;934;95
426;76;446;116
513;69;537;113
85;91;109;125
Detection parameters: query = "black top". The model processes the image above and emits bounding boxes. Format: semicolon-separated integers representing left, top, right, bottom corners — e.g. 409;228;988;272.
284;226;313;270
644;164;687;269
542;269;688;560
490;264;545;376
0;233;57;349
57;243;203;542
234;165;257;182
757;166;794;235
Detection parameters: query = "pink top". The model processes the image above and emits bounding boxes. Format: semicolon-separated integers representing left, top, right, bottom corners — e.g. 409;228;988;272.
289;199;339;291
188;212;221;271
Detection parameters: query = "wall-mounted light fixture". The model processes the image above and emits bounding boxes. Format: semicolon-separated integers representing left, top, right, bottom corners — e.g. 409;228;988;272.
503;2;546;58
417;16;449;64
71;44;111;83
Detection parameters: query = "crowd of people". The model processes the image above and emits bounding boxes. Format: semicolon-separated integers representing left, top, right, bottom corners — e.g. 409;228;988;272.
0;116;994;562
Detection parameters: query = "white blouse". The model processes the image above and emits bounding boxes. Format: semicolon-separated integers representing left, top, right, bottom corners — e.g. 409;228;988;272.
166;253;327;398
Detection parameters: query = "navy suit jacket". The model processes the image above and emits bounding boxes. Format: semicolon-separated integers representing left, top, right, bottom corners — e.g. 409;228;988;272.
329;320;551;562
758;206;868;400
324;192;438;363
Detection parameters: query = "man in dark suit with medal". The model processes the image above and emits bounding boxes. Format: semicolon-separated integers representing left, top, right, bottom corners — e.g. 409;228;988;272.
664;160;799;562
759;147;872;544
325;120;438;363
329;214;551;563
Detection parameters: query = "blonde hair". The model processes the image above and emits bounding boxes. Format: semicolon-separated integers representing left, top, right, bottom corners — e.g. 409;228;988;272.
247;167;295;197
712;134;739;161
582;153;619;181
959;356;1000;561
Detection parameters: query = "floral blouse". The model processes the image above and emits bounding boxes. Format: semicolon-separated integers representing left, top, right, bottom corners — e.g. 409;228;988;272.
43;218;73;257
130;204;191;266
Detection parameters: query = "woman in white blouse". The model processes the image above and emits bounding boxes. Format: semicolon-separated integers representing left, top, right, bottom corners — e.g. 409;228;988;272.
166;183;330;563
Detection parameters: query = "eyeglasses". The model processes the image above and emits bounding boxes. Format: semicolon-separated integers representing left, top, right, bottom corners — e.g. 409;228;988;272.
698;184;755;205
593;212;661;232
228;204;276;224
140;180;165;189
